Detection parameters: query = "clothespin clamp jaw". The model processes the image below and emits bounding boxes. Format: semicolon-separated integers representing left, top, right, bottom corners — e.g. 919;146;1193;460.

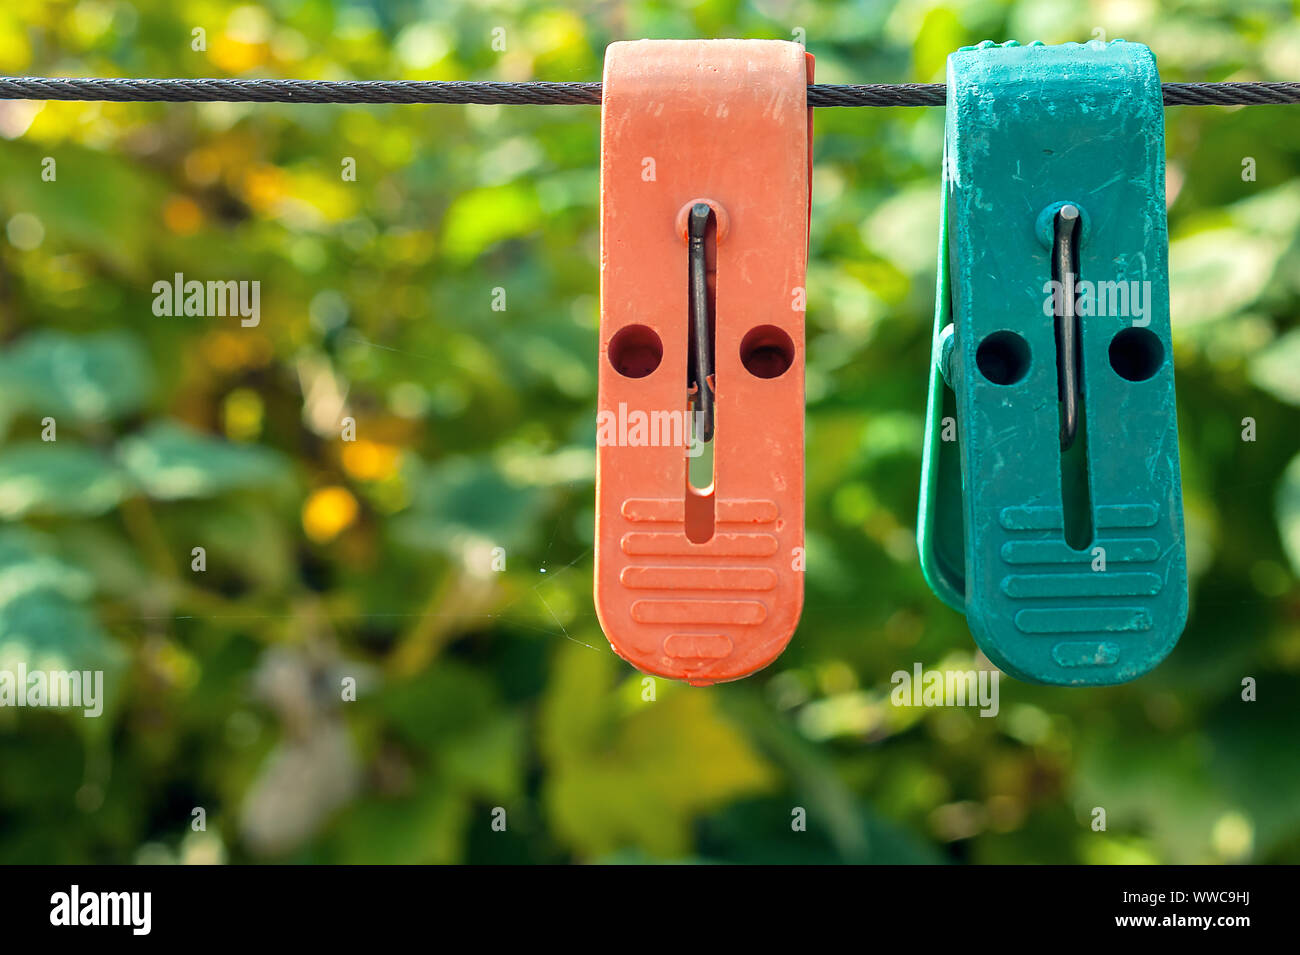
918;40;1188;686
594;39;813;685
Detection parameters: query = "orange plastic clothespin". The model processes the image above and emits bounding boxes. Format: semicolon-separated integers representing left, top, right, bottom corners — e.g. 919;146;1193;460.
595;39;813;685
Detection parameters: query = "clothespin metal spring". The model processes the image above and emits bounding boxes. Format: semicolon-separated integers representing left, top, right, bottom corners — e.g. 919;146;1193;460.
1052;204;1082;451
687;202;716;443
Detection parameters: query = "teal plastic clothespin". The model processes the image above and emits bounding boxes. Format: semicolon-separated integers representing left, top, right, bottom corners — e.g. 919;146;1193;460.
918;40;1188;686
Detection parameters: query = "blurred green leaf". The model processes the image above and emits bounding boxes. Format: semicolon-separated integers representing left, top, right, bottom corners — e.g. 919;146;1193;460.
541;643;775;859
0;528;124;707
1208;683;1300;858
0;443;126;518
0;591;123;679
441;712;526;801
0;331;152;427
395;456;545;555
1276;452;1300;575
0;527;94;602
1251;328;1300;406
116;422;289;500
440;183;542;264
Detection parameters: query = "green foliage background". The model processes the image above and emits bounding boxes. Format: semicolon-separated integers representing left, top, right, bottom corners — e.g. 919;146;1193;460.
1;0;1298;864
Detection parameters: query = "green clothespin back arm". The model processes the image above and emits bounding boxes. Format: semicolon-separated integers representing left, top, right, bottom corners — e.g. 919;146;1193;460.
919;167;966;612
917;40;1188;686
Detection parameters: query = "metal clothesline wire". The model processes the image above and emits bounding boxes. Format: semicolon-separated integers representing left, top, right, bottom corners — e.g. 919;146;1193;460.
0;77;1298;107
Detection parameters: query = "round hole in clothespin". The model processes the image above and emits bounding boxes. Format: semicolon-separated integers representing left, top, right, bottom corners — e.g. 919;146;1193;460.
740;325;795;379
675;199;729;244
608;324;663;378
975;330;1031;385
1108;327;1164;381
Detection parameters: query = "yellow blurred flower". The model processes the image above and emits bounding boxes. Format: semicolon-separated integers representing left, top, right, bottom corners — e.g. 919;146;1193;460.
223;388;264;441
184;148;223;187
341;439;400;482
239;164;287;212
302;486;359;543
163;196;203;235
0;13;32;73
210;36;268;74
201;330;273;373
